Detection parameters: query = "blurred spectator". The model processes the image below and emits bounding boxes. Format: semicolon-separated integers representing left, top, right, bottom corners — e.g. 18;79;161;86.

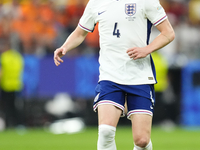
189;0;200;25
151;51;176;124
0;39;24;128
176;17;200;61
0;0;107;57
11;0;57;55
168;0;188;20
65;0;86;33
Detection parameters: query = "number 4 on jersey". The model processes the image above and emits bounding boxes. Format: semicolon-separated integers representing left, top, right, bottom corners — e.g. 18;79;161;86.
113;23;120;38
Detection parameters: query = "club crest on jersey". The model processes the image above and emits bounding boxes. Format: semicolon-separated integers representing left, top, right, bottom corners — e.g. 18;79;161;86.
125;3;136;16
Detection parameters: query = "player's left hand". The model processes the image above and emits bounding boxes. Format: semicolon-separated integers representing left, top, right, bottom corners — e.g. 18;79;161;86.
126;47;150;60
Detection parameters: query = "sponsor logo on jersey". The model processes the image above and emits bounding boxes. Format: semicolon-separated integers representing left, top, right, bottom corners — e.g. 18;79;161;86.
125;3;136;16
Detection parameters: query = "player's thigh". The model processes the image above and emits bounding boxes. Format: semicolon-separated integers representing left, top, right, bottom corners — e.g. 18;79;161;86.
98;104;122;127
130;114;152;143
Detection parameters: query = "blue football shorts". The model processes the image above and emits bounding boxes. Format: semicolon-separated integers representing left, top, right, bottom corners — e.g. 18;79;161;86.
93;80;155;119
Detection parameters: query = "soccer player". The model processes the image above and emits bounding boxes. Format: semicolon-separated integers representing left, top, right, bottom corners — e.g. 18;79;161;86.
54;0;175;149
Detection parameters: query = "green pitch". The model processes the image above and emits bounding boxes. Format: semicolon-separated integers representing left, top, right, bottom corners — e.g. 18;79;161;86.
0;126;200;150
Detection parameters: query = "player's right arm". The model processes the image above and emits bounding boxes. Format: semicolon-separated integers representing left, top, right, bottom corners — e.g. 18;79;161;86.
54;26;88;66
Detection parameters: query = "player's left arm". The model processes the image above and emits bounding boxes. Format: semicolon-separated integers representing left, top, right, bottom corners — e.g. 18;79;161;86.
127;19;175;60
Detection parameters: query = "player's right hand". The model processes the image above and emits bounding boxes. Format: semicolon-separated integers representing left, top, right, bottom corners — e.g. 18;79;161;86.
54;47;67;66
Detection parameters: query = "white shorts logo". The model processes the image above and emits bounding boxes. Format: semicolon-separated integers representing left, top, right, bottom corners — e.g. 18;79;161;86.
150;91;155;106
94;93;100;102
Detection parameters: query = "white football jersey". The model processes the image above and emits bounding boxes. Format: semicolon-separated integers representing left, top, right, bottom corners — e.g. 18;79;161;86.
78;0;167;85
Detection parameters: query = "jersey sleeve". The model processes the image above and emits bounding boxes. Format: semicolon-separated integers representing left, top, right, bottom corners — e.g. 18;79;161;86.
144;0;167;26
78;0;96;32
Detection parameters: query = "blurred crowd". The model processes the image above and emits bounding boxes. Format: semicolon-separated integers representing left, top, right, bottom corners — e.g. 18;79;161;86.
155;0;200;68
0;0;99;57
0;0;199;64
0;0;199;62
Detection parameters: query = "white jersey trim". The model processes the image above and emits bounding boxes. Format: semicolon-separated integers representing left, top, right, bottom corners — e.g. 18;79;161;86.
78;23;93;32
153;15;167;26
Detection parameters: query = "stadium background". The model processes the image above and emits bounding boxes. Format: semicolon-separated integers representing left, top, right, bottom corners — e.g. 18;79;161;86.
0;0;200;141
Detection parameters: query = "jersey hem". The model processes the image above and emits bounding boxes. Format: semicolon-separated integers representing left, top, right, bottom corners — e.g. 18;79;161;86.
98;79;156;85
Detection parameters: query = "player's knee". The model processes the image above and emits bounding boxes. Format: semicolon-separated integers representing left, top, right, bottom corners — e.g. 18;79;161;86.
98;124;116;149
134;137;150;148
